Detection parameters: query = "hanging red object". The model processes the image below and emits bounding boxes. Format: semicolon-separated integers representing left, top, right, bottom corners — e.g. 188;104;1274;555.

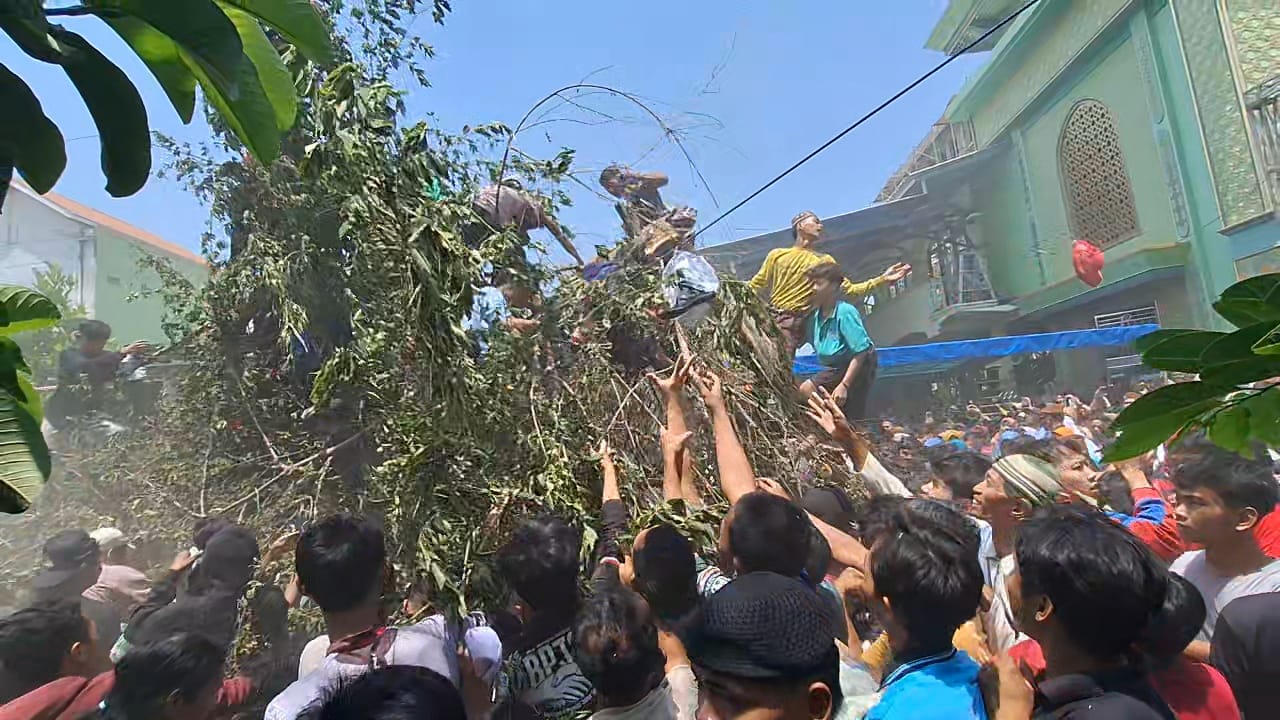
1072;239;1105;287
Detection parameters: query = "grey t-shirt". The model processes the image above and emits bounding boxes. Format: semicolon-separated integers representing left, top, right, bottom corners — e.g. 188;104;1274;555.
1170;551;1280;640
473;185;547;232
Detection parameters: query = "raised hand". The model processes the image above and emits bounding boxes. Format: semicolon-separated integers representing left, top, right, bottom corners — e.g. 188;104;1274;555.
647;353;693;397
597;438;616;468
660;428;694;458
880;262;912;283
806;387;855;444
756;477;790;500
690;367;725;412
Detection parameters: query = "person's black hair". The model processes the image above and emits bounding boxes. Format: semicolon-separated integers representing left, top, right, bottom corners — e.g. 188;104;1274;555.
0;598;89;703
806;262;844;286
868;500;983;649
300;665;467;720
1096;470;1135;515
728;492;810;577
631;523;698;624
922;443;952;467
1142;573;1206;664
573;585;664;708
99;633;225;720
1000;436;1054;463
297;514;387;613
192;518;231;550
128;588;240;652
1016;506;1168;659
496;514;582;611
1051;436;1092;462
804;525;832;587
1170;439;1278;515
598;165;625;189
853;494;906;545
930;452;993;503
77;320;112;342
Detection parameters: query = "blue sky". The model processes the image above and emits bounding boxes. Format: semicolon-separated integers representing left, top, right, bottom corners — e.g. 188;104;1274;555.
5;1;986;259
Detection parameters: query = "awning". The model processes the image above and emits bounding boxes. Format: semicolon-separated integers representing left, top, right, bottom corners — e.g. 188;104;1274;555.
794;323;1159;375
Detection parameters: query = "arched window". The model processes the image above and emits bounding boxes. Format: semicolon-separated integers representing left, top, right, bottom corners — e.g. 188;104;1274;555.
1058;100;1140;248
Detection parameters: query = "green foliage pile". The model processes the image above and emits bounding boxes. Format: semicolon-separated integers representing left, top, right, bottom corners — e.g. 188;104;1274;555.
0;1;858;619
1106;272;1280;460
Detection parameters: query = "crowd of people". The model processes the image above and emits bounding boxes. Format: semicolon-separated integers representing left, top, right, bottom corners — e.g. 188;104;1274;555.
4;339;1279;719
7;185;1280;718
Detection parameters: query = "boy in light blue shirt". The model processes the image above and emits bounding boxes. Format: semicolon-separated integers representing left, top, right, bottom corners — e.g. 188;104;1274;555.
859;499;987;720
798;262;883;419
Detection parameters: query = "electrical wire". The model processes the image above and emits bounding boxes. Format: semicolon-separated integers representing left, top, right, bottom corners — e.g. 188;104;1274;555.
691;0;1042;242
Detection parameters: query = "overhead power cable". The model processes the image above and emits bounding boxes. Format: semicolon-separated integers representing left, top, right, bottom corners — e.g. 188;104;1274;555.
691;0;1042;242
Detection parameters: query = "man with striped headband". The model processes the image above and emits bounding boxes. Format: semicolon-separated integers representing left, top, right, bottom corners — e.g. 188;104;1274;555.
971;454;1065;655
748;210;910;354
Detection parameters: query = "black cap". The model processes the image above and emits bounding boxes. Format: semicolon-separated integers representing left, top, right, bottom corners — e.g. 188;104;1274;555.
32;530;100;591
801;486;855;533
688;572;838;680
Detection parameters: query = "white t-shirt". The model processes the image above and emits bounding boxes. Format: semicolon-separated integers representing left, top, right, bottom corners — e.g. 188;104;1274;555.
1170;551;1280;640
297;635;329;680
265;615;500;720
981;554;1027;654
588;666;698;720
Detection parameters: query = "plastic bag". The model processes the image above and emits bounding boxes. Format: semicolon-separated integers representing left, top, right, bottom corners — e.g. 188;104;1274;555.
661;251;719;325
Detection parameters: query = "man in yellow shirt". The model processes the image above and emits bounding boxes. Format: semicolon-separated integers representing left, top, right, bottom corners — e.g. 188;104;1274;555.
748;210;910;352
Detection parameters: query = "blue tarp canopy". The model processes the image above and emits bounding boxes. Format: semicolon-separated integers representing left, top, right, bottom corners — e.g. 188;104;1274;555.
794;324;1159;375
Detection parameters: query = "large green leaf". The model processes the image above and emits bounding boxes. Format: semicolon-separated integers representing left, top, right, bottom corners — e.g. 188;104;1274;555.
16;373;41;426
0;338;28;405
1219;273;1280;306
1104;398;1218;461
1214;298;1280;330
1110;381;1228;430
0;15;66;63
1140;330;1226;372
1135;329;1206;354
1213;274;1280;328
1242;389;1280;446
0;286;62;334
217;3;296;132
1253;324;1280;356
103;16;197;123
1207;404;1251;453
181;44;281;162
0;393;51;514
51;29;151;197
0;63;66;193
1199;355;1280;388
220;0;335;65
1200;322;1277;367
87;0;244;96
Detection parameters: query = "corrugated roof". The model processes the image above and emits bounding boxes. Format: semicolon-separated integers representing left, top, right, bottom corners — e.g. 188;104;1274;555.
16;182;206;266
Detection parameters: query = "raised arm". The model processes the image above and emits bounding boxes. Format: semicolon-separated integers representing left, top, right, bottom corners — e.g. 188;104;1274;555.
806;390;911;498
650;356;695;502
692;368;755;505
541;214;585;266
592;440;627;588
841;262;910;298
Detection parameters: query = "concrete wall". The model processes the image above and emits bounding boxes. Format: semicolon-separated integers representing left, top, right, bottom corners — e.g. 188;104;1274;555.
0;189;95;311
92;228;206;345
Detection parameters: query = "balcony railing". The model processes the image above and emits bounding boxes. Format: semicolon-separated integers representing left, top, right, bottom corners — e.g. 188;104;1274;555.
877;120;978;202
1245;76;1280;207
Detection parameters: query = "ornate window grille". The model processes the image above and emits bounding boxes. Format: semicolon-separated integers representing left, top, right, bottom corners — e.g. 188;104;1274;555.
1059;100;1141;249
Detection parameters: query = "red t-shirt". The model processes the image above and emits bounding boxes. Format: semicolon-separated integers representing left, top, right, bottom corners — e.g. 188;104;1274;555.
1150;657;1241;720
1254;505;1280;558
1007;641;1240;720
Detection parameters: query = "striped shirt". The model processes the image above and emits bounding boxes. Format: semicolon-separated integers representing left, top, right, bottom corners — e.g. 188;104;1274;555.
747;246;883;313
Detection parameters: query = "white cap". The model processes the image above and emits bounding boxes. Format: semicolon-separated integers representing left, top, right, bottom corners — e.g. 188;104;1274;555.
90;527;130;551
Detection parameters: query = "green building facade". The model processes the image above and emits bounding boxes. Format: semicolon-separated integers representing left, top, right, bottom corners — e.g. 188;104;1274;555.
864;0;1279;398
